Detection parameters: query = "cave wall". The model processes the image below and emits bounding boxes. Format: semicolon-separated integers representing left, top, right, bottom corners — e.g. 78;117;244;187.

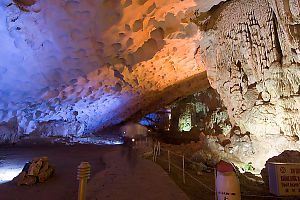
169;87;232;136
190;0;299;169
195;0;300;138
141;87;233;136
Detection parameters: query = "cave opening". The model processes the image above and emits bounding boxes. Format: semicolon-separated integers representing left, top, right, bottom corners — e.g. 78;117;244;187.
138;87;232;145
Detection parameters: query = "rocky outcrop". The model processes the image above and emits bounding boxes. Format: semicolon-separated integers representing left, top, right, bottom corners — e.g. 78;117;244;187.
195;0;299;139
14;157;55;185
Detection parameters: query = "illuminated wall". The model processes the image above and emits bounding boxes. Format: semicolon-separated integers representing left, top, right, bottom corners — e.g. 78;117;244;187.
139;87;231;134
178;112;192;132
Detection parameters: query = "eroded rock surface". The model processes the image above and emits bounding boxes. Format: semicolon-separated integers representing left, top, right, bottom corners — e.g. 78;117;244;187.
194;0;299;148
0;0;222;140
189;0;300;170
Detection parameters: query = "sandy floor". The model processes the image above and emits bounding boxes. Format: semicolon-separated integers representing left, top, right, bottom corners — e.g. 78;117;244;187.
0;143;189;200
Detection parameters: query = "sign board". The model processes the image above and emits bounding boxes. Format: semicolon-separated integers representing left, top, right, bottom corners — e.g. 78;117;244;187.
268;162;300;196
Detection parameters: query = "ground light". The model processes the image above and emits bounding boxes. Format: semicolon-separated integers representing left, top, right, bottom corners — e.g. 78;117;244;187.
0;165;23;184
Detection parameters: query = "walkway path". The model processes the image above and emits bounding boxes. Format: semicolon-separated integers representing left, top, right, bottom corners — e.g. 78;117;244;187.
87;145;189;200
0;144;189;200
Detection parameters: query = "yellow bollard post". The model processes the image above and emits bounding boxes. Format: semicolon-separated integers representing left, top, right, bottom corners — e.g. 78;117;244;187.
77;162;91;200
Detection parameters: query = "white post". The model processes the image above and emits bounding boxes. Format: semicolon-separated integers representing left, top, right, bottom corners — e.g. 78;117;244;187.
168;150;171;173
182;155;185;184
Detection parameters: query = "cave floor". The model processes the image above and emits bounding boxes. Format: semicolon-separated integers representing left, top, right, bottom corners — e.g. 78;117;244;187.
0;143;188;200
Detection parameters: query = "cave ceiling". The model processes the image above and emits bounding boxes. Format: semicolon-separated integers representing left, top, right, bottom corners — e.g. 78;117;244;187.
0;0;299;142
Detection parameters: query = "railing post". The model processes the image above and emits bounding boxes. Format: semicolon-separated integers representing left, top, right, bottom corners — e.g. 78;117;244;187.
155;143;158;161
153;145;155;162
158;141;161;155
182;155;185;184
168;150;171;173
77;162;91;200
214;168;217;200
153;143;158;162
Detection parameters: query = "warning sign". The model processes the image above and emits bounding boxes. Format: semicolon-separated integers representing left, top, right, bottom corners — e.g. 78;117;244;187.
268;162;300;196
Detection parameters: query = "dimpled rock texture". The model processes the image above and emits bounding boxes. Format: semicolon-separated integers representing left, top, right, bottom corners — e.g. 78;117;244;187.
0;0;299;150
195;0;300;139
0;0;231;142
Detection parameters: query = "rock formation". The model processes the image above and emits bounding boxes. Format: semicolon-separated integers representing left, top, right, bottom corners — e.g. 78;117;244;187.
14;157;55;185
195;0;299;138
169;87;231;135
193;0;300;168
